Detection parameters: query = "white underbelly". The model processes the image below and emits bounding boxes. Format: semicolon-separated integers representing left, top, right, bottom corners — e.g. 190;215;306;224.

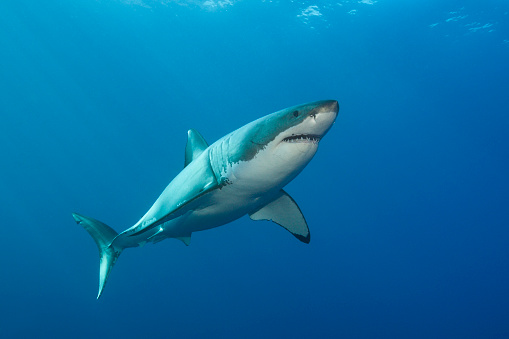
118;172;280;248
152;183;271;241
182;185;260;231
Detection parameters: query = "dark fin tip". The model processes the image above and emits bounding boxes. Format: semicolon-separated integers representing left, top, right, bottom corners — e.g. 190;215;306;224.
294;232;310;244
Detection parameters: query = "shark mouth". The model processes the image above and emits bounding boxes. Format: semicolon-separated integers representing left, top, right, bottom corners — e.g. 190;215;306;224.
282;134;321;143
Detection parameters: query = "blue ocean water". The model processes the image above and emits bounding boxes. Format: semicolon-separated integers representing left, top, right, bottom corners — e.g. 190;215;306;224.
1;0;508;337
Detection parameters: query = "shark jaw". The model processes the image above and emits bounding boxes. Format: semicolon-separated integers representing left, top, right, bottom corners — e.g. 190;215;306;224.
282;134;321;144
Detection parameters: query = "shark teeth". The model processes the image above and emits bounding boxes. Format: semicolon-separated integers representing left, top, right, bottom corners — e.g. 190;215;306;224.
282;134;321;143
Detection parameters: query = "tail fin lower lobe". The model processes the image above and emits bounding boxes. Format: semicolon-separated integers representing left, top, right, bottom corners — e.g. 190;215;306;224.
72;213;122;299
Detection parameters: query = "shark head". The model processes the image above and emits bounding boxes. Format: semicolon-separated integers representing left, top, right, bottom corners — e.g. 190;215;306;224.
269;99;339;153
214;100;339;192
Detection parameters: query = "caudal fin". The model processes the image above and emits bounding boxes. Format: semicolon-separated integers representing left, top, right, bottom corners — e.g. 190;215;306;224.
72;213;122;299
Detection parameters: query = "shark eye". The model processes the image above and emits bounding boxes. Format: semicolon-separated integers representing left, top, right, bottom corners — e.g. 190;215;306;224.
293;111;299;117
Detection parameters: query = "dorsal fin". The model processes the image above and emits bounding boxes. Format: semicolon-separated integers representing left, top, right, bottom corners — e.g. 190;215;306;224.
249;190;310;244
185;129;209;167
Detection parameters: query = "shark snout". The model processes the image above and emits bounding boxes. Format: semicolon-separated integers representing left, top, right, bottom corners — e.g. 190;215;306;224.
314;100;339;122
316;100;339;116
308;100;338;138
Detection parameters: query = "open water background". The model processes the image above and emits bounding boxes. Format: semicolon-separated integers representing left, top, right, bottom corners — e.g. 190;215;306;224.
1;1;508;338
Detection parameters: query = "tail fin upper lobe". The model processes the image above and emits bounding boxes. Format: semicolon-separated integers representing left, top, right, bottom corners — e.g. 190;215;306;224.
72;213;122;299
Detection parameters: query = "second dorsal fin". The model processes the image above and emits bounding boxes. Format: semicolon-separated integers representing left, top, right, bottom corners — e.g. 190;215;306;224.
185;129;209;167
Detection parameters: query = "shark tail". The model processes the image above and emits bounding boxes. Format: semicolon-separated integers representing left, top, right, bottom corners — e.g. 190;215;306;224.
72;212;122;299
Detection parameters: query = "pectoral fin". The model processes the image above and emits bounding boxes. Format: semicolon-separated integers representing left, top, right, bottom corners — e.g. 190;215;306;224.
249;190;310;243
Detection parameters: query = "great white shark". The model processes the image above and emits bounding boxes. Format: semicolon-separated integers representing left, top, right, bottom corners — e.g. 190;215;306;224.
73;100;339;299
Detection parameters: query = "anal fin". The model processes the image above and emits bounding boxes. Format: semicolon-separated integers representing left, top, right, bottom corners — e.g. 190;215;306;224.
176;235;191;246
